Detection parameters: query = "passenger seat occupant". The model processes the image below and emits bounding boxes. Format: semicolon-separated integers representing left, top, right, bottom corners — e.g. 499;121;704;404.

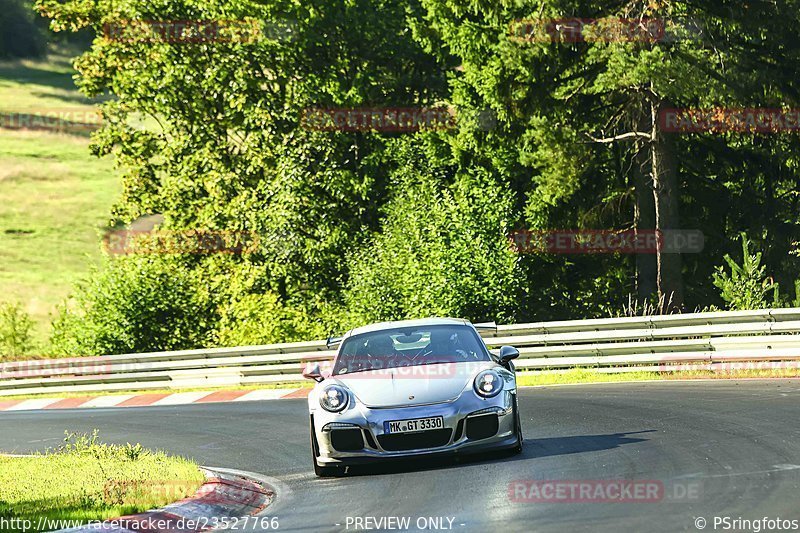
335;334;398;373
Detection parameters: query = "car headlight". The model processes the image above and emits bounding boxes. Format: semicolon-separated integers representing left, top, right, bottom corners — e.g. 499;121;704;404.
473;369;503;398
320;384;349;412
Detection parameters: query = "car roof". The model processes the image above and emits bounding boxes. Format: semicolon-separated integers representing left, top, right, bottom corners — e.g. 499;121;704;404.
344;317;470;339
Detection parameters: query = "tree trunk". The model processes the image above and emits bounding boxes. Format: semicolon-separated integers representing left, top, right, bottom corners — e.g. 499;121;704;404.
650;101;684;312
633;143;658;308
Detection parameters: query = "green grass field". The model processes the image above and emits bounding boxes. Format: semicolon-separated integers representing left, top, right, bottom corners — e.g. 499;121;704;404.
0;49;119;351
0;431;204;528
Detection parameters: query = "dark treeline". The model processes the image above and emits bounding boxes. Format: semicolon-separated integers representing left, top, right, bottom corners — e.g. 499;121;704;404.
0;0;91;58
0;0;46;58
31;0;800;355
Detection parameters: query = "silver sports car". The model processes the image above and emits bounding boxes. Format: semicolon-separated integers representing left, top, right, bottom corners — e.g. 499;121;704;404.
303;317;523;476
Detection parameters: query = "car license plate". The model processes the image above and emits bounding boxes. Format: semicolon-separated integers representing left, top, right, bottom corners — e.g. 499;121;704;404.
384;416;444;434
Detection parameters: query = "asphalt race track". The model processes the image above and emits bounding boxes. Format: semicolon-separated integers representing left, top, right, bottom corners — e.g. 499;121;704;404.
2;380;800;532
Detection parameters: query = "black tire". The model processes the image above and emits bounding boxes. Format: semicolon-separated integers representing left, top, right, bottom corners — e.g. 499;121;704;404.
310;417;344;477
511;395;523;454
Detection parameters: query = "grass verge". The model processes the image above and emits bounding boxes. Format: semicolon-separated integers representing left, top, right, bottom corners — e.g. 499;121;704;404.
516;367;800;387
0;430;204;529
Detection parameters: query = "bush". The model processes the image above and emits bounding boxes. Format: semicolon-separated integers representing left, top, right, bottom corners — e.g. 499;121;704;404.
712;233;780;310
216;292;331;346
0;302;34;360
50;255;217;356
342;142;520;326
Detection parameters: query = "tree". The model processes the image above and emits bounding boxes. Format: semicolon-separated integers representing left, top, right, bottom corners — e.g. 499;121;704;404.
35;0;800;353
37;0;452;348
712;233;779;310
416;0;800;313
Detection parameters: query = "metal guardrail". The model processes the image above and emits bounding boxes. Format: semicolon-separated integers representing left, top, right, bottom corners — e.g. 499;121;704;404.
1;308;800;397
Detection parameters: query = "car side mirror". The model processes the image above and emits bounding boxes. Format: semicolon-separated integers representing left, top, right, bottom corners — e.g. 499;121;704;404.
498;345;520;364
302;362;325;383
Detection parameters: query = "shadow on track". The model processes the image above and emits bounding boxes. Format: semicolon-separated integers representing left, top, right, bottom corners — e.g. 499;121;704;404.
525;429;656;459
342;430;655;477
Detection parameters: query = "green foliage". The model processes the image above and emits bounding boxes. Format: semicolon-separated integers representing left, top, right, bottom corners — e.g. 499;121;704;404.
216;292;331;346
712;233;780;310
789;280;800;308
32;0;458;350
35;0;447;300
58;430;147;462
343;139;520;326
419;0;800;312
50;255;217;355
0;302;33;360
59;429;114;457
22;0;800;354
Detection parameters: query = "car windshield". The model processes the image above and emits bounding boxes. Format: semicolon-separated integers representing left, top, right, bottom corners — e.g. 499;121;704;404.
333;324;490;375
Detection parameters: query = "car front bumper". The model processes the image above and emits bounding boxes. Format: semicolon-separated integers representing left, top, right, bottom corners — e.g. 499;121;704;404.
312;389;518;466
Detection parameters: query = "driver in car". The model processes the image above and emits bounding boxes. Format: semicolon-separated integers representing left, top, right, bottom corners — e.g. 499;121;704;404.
427;329;473;361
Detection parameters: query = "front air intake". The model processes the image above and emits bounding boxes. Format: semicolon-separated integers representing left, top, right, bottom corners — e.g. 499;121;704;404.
465;413;499;440
330;428;364;452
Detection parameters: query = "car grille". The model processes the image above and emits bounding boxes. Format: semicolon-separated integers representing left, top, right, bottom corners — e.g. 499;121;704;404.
377;428;452;451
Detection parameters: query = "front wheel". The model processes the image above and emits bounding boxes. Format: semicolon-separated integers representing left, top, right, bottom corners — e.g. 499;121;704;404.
310;417;344;477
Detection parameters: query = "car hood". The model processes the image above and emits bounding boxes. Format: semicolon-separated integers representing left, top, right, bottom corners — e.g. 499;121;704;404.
332;361;496;408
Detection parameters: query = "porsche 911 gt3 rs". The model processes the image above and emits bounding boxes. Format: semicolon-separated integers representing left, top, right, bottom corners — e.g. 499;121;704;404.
303;318;523;476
